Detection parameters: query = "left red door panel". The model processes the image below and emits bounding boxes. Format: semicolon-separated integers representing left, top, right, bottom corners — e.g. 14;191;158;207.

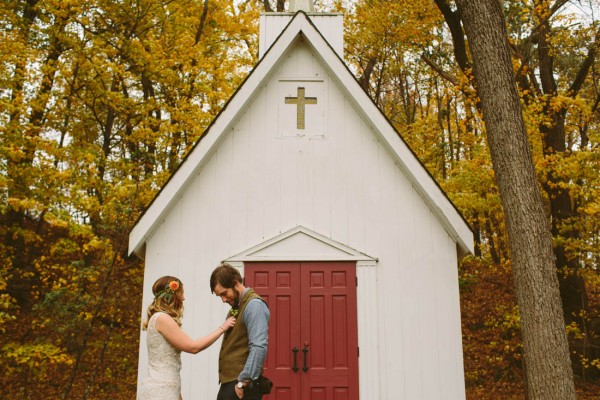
246;262;301;400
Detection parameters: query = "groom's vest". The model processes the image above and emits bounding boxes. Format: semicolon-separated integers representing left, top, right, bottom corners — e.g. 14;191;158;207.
218;288;264;383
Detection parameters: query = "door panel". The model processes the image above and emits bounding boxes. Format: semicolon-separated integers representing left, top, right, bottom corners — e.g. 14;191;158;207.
248;263;301;400
246;262;358;400
301;263;358;400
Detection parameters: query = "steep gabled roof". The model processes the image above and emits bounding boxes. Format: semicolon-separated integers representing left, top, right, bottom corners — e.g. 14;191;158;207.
129;11;474;258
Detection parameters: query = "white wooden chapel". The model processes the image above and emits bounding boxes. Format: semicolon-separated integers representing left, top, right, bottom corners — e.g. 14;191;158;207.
130;2;473;399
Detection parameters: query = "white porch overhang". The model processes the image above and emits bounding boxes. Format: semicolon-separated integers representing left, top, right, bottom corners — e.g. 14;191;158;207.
223;225;381;400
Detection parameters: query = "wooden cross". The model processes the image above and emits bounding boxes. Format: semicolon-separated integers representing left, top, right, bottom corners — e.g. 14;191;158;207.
285;87;317;130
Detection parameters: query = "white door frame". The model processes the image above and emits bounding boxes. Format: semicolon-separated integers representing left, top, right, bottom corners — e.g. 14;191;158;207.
224;226;380;400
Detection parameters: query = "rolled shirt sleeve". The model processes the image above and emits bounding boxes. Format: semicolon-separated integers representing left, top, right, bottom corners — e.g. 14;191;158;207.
238;298;270;381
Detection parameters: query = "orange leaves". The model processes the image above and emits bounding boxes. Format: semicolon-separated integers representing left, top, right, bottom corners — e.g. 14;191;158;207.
459;257;526;398
0;1;258;397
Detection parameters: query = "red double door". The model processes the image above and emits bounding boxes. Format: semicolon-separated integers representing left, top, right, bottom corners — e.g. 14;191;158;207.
245;262;359;400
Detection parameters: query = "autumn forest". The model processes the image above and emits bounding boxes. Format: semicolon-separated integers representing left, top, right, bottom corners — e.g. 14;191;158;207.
1;0;599;399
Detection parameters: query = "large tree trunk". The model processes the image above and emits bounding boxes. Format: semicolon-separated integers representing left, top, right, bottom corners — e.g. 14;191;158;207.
454;1;576;398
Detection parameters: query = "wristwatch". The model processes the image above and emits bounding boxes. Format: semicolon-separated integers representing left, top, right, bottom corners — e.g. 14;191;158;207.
237;381;246;390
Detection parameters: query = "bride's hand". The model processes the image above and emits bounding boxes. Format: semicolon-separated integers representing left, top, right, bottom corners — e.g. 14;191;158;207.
220;316;236;331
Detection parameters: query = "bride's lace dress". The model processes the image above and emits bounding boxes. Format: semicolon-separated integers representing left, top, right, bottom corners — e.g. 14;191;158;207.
138;312;182;400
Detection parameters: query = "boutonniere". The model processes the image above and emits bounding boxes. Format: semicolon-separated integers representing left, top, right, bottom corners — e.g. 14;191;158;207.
230;308;239;318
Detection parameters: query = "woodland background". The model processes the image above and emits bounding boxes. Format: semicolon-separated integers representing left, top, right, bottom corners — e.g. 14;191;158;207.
1;0;599;399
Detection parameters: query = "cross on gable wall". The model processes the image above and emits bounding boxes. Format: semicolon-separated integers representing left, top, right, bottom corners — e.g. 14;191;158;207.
285;87;318;129
279;79;326;137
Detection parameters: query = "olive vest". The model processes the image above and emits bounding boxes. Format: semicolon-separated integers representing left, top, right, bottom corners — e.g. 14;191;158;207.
218;288;264;383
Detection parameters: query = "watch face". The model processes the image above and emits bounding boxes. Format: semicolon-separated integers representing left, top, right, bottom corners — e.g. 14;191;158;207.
237;382;243;388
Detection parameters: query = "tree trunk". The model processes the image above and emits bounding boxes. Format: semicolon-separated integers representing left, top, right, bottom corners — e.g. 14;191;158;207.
454;1;576;399
535;9;589;330
484;213;500;265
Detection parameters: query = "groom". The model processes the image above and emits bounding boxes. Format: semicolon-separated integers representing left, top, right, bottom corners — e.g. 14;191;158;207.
210;263;270;400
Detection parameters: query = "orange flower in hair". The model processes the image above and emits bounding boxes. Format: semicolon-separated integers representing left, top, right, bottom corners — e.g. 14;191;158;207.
156;279;181;302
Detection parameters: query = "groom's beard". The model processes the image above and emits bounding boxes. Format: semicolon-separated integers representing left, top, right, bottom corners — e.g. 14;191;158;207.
233;288;242;308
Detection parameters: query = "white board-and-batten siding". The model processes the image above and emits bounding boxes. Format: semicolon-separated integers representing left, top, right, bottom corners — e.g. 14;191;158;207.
137;37;465;400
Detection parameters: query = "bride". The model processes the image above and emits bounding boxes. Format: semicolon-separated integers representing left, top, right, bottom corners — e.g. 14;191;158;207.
139;276;236;400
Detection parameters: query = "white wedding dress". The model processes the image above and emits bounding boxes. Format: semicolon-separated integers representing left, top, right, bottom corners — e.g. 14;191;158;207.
138;312;182;400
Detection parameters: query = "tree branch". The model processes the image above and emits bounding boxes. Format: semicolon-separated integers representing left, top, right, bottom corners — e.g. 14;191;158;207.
433;0;471;73
421;54;459;86
568;32;599;96
262;0;273;12
194;0;209;45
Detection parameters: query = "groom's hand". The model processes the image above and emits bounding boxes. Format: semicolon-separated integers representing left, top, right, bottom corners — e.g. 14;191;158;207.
234;385;244;399
235;380;249;399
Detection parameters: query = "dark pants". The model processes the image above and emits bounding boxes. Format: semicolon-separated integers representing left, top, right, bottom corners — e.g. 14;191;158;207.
217;381;262;400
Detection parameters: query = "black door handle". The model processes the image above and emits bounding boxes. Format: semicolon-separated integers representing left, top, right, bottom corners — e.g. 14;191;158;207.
302;344;309;372
292;347;299;372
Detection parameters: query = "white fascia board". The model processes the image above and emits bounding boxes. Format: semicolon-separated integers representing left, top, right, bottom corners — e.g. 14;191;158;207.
298;17;474;255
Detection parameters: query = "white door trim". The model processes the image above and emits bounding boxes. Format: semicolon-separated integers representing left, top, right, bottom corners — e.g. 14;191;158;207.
224;227;380;400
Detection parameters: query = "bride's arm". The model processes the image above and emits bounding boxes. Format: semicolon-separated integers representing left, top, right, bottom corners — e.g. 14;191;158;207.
156;314;236;354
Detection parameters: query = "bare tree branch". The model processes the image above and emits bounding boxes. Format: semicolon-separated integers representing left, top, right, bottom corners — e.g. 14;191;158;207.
194;0;209;45
433;0;471;72
421;54;459;86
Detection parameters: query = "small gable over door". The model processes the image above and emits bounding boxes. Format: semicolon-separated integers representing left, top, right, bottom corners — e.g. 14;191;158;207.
223;226;377;264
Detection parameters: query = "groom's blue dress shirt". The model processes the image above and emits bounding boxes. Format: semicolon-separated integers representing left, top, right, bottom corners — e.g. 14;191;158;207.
238;288;270;382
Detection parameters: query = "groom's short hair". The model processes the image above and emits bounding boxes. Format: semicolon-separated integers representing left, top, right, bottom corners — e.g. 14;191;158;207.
210;263;242;292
